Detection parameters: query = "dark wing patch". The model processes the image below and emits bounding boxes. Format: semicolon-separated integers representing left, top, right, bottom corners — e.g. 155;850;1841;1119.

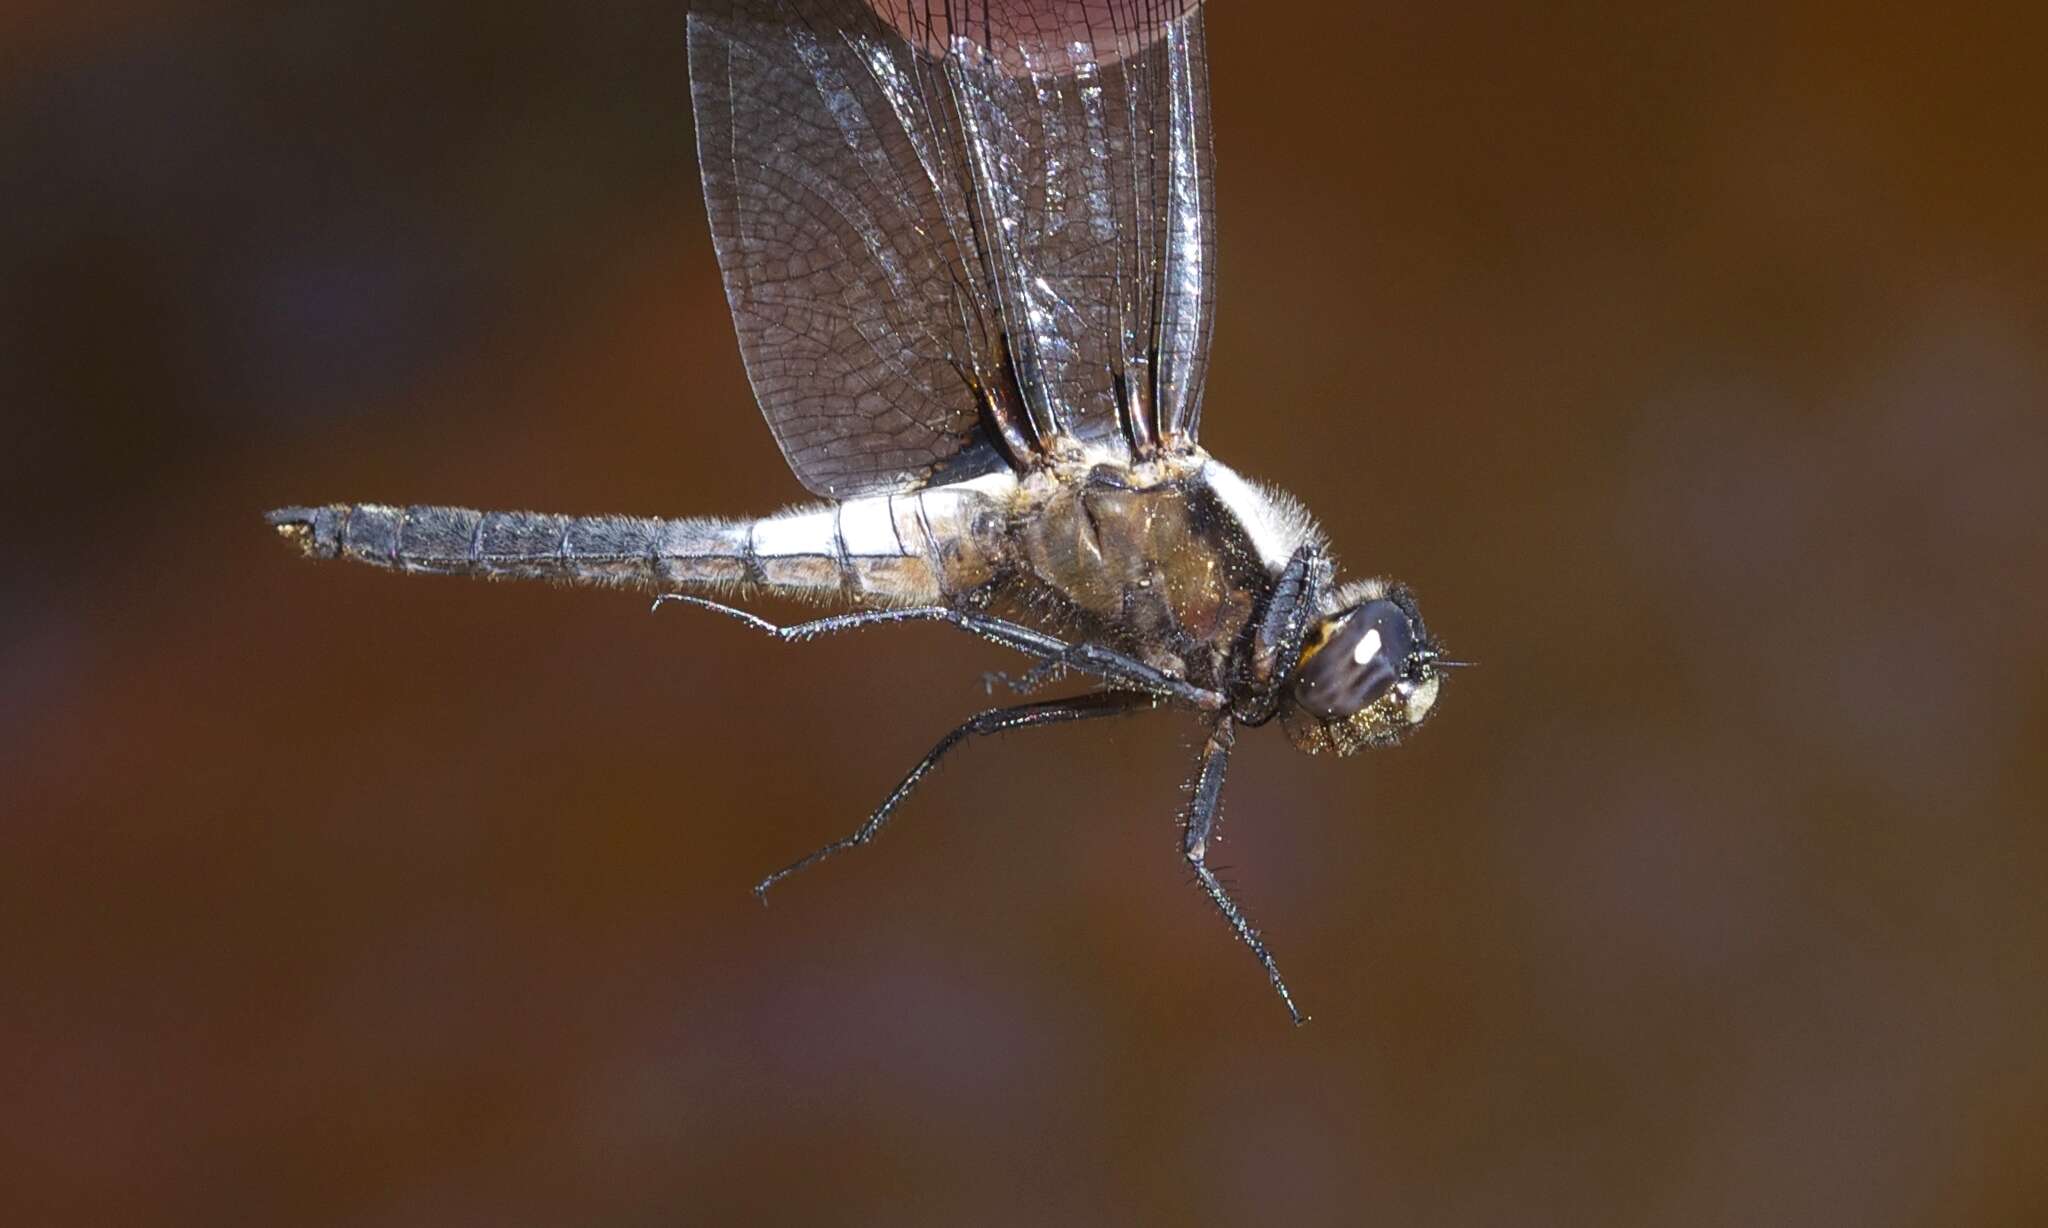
689;0;1217;499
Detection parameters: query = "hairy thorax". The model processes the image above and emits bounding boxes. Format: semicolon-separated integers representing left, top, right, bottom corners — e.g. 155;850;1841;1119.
1003;449;1275;691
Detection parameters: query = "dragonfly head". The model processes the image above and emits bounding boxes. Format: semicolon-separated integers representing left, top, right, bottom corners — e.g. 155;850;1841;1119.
1280;581;1459;756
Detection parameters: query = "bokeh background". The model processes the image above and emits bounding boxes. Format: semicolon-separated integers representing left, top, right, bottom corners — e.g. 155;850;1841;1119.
6;2;2046;1223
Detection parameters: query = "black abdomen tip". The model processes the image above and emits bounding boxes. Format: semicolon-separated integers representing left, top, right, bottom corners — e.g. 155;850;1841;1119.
266;506;329;557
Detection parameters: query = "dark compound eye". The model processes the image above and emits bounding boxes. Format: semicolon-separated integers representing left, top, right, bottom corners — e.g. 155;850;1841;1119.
1292;599;1420;720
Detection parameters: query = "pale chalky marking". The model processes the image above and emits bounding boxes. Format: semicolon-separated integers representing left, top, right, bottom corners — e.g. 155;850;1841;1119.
752;508;837;558
838;496;900;557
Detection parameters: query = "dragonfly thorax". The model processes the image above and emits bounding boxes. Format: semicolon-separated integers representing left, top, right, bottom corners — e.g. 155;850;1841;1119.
1002;451;1274;692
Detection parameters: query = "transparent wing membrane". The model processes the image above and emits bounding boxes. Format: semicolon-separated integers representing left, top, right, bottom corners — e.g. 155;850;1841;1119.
689;0;1216;498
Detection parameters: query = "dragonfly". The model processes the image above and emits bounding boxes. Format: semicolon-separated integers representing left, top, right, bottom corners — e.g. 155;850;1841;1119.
268;0;1461;1024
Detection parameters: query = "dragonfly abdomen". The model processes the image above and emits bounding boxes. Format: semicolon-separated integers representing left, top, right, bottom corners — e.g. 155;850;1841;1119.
266;470;1015;604
266;503;756;591
739;472;1014;604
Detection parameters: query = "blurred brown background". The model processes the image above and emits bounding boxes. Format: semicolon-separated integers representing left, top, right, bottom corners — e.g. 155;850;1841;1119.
6;2;2046;1224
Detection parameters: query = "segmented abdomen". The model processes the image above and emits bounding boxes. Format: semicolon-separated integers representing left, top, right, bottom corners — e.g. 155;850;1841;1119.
266;471;1016;606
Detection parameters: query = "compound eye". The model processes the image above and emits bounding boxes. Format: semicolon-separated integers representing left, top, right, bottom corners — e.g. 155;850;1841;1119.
1292;599;1419;720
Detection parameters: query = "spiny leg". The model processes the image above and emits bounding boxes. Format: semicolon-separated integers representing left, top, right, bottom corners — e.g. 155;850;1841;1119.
755;690;1158;902
653;593;1222;710
1239;545;1332;725
1181;716;1308;1026
981;656;1070;696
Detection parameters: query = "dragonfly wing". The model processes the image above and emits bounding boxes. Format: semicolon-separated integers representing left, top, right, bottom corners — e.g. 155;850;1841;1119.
689;0;1216;498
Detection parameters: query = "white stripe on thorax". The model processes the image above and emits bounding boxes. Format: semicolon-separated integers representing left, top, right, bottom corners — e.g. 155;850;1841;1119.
1203;461;1313;571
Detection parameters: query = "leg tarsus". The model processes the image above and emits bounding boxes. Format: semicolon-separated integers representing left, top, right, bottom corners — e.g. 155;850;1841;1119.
650;592;779;635
1181;716;1309;1025
1185;859;1309;1026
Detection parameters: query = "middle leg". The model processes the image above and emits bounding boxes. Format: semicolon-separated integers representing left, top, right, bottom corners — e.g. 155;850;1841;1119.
755;689;1159;901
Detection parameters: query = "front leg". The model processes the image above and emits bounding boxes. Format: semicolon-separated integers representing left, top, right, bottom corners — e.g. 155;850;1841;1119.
1181;716;1308;1025
653;593;1224;710
1236;545;1332;726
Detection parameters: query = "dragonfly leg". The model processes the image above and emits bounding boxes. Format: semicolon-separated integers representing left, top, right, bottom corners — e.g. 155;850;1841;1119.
981;656;1070;696
754;690;1158;902
1236;545;1331;725
653;593;1223;709
1180;717;1309;1026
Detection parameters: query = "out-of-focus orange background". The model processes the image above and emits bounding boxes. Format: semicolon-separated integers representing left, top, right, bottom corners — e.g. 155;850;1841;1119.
6;3;2046;1224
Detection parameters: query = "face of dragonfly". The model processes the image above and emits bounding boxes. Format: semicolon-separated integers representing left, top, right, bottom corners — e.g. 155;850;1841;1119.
1280;585;1446;756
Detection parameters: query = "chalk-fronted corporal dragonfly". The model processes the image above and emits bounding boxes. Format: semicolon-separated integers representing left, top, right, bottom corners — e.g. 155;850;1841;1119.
270;0;1461;1022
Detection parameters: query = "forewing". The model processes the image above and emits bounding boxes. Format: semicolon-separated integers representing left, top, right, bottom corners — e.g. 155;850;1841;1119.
689;0;1217;499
